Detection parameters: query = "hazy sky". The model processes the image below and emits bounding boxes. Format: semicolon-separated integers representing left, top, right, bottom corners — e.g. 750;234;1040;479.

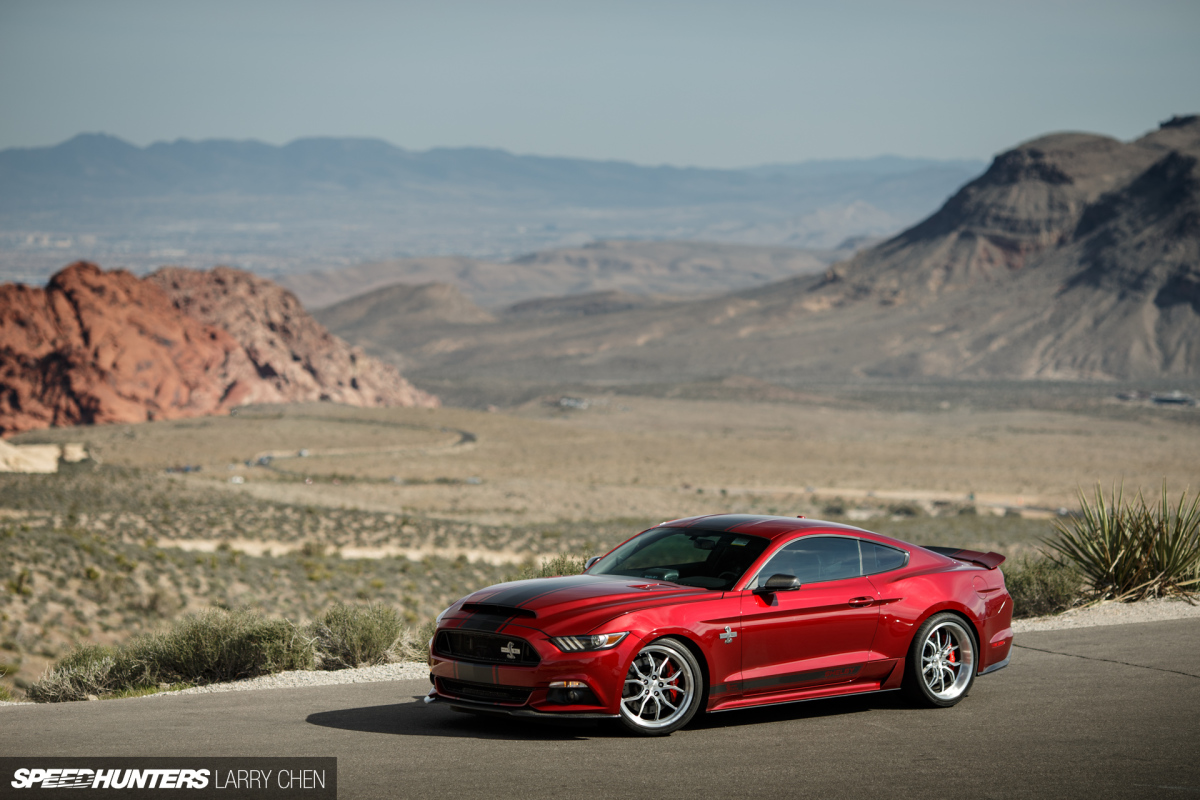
1;0;1197;167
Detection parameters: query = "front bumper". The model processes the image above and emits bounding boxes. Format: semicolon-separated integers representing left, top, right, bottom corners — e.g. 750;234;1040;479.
424;687;618;719
428;623;638;716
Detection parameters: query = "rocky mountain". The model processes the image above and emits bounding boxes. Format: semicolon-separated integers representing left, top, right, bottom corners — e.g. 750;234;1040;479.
0;134;983;283
0;263;436;436
797;114;1200;378
320;116;1200;385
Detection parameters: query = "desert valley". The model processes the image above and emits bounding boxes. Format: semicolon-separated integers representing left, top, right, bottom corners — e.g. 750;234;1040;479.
1;115;1198;700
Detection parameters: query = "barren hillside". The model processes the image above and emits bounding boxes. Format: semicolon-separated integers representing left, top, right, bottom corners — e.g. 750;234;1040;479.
321;116;1200;384
286;240;848;310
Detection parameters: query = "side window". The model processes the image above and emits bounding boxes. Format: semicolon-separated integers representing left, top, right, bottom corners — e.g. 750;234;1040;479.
861;541;908;575
753;537;863;586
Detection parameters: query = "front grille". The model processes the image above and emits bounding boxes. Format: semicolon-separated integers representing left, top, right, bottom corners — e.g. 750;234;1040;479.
435;631;541;665
439;678;532;705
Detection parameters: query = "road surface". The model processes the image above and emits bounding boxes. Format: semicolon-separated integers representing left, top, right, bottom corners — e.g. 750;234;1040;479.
5;619;1198;799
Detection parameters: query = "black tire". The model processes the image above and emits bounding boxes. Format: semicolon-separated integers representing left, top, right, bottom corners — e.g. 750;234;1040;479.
903;612;977;708
618;637;704;736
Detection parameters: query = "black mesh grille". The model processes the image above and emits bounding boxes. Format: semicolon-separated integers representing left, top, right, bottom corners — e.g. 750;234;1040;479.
435;631;541;665
439;678;532;705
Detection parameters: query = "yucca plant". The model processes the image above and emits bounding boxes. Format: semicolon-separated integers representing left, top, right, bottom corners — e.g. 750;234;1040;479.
1046;484;1200;601
1140;486;1200;594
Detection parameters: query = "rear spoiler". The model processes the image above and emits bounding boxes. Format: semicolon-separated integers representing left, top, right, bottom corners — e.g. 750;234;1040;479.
923;546;1006;570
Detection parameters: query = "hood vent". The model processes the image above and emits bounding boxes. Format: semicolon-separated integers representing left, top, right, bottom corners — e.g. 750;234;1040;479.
461;602;538;618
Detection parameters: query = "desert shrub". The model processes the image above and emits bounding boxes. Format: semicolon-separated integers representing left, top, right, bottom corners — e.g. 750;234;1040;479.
129;609;314;685
0;662;15;702
27;611;314;702
505;554;587;583
26;644;125;703
311;602;401;670
393;620;438;663
1046;485;1200;601
888;503;923;518
1005;556;1081;618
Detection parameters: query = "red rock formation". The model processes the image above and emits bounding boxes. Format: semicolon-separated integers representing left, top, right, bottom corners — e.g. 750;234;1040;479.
0;262;437;436
0;262;252;434
148;266;438;409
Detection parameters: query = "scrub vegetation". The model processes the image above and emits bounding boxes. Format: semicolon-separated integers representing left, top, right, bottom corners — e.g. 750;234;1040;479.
504;554;589;582
28;605;416;702
1002;557;1082;618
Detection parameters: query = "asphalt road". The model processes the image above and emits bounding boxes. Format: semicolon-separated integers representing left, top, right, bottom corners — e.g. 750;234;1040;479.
5;619;1199;800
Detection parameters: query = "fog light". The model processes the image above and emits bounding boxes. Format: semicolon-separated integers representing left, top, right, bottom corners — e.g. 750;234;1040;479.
546;681;598;705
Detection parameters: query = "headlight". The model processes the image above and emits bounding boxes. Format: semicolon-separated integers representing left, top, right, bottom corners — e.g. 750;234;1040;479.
549;632;628;652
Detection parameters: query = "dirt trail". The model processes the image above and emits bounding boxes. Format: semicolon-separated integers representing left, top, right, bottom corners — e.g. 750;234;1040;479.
168;538;533;565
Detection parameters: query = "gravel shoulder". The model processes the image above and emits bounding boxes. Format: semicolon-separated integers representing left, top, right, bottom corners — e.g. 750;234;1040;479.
4;598;1197;707
1011;596;1200;632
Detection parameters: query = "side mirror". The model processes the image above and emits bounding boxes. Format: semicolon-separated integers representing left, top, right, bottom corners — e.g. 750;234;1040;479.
754;574;801;595
584;556;601;571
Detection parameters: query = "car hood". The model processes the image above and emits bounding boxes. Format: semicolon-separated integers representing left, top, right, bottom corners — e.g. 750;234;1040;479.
442;574;711;635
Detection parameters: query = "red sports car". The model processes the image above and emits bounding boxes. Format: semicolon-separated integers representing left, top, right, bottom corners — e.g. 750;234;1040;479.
426;514;1013;735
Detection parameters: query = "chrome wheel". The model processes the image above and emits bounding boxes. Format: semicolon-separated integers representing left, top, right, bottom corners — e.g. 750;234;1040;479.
919;619;975;701
619;640;699;734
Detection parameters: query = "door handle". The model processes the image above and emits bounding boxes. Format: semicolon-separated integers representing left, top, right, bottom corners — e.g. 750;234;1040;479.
848;597;874;607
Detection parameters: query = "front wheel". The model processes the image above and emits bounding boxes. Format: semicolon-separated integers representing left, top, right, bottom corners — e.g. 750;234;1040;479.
618;637;703;736
903;613;977;707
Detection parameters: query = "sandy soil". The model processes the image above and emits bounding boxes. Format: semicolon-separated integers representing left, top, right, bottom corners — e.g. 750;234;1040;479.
19;397;1199;527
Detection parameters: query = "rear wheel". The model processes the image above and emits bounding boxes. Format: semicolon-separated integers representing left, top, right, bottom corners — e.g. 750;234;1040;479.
904;613;976;707
618;637;703;736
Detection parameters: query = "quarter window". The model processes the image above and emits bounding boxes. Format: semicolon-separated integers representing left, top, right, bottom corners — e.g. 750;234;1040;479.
861;541;908;574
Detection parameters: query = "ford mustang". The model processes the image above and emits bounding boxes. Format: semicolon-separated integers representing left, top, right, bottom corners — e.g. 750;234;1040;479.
426;514;1013;735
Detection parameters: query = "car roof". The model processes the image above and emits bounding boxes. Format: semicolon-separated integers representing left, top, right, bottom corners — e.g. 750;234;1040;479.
661;513;884;543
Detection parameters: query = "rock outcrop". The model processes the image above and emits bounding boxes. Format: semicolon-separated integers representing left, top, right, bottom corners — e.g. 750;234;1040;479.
149;266;439;409
0;262;437;436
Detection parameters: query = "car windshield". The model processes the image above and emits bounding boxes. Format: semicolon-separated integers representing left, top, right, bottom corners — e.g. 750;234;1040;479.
587;527;771;590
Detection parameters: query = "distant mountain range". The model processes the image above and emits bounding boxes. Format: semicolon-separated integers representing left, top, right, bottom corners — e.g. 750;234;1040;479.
316;115;1200;383
0;133;983;283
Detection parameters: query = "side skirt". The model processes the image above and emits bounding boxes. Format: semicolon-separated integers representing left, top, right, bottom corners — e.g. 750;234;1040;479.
708;685;901;714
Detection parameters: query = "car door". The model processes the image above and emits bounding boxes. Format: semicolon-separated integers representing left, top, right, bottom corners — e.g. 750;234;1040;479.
738;536;881;696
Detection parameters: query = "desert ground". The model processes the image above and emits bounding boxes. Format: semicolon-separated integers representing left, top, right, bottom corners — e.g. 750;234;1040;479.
3;383;1197;697
16;384;1198;528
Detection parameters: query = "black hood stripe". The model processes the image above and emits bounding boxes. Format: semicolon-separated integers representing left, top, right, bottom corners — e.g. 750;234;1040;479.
461;576;615;631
